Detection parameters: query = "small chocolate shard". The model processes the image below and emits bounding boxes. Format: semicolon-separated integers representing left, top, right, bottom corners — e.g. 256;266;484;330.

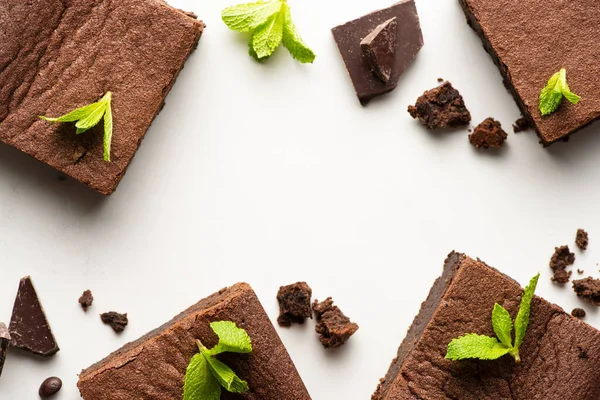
360;18;397;84
9;276;59;356
571;308;586;319
573;277;600;305
79;290;94;312
101;312;128;333
0;323;10;377
469;118;508;149
313;297;359;349
408;82;471;129
549;245;575;283
277;282;313;327
576;229;589;251
512;117;530;133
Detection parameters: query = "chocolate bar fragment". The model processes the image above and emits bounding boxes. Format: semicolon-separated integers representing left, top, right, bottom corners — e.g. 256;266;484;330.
332;0;423;104
0;0;204;194
460;0;600;145
372;252;600;399
0;323;9;377
9;276;59;357
78;283;310;400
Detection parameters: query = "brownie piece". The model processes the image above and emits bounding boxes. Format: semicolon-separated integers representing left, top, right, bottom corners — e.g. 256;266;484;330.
0;0;204;195
277;282;313;327
78;283;310;400
572;277;600;306
313;298;359;349
549;245;575;283
469;117;508;149
408;82;471;129
79;290;94;312
372;252;600;399
576;229;589;251
512;117;530;133
460;0;600;145
100;312;128;333
572;308;586;319
0;322;9;377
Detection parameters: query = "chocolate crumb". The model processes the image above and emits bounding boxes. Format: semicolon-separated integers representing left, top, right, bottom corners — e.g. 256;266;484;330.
573;277;600;305
312;298;358;349
277;282;313;327
578;346;589;359
550;245;575;283
578;269;584;275
571;308;586;319
407;82;471;129
512;117;530;133
79;290;94;312
469;118;508;149
437;77;444;82
100;312;128;333
576;229;589;251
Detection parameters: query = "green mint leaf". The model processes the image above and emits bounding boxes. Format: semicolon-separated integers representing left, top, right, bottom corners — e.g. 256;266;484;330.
514;273;540;350
183;353;221;400
249;41;270;61
539;68;580;115
251;9;284;59
103;98;113;162
40;101;104;123
222;0;281;33
446;334;510;361
74;102;106;131
281;2;315;63
201;350;249;393
491;303;513;348
207;321;252;356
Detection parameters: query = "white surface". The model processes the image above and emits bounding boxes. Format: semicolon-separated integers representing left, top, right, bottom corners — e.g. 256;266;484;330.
1;0;600;398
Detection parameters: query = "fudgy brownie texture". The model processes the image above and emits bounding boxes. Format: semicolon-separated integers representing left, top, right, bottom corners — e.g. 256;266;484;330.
313;298;359;349
408;82;471;129
79;290;94;312
512;117;530;133
469;118;508;149
100;312;128;333
572;308;586;319
277;282;313;327
459;0;600;145
372;252;600;400
572;277;600;306
0;0;204;195
550;245;575;283
576;229;589;251
78;283;310;400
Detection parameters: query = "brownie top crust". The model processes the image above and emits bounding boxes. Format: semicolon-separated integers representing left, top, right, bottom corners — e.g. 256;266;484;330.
0;0;204;194
373;252;600;399
460;0;600;144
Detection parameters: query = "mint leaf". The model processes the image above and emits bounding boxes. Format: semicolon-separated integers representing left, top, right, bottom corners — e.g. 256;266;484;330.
281;2;315;63
539;68;580;116
103;99;113;162
207;321;252;356
514;273;539;350
202;350;249;393
491;303;513;348
251;10;284;59
222;0;281;32
183;353;221;400
40;102;103;123
446;334;510;361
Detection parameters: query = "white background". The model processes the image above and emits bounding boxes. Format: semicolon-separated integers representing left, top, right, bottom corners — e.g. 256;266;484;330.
1;0;600;398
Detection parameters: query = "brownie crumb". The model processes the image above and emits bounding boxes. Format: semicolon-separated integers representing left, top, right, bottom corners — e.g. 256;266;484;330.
469;118;508;149
276;282;313;327
573;277;600;305
100;312;128;333
576;229;589;251
578;269;584;275
312;298;358;349
512;117;530;133
78;290;94;312
571;308;586;319
578;346;589;359
550;245;575;283
437;78;444;83
407;82;471;129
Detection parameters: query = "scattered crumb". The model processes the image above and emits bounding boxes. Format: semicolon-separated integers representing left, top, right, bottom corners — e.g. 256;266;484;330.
571;308;586;319
469;118;508;149
577;346;589;359
100;312;128;333
276;282;313;327
78;290;94;312
572;277;600;305
576;229;589;251
437;77;444;83
550;245;575;283
312;298;359;349
578;269;584;275
407;82;471;129
512;117;530;133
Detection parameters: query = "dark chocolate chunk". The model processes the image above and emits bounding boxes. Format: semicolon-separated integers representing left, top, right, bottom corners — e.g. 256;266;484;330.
332;0;423;104
550;245;575;283
469;118;508;149
512;117;530;133
408;82;471;129
571;308;586;319
100;312;128;333
573;277;600;305
39;377;62;397
79;290;94;312
313;298;358;349
576;229;589;251
277;282;313;327
9;276;59;356
0;323;10;377
360;18;398;84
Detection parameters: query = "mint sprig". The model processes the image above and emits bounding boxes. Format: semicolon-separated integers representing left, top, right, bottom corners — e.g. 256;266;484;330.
222;0;315;63
539;68;580;116
446;273;540;363
40;92;113;162
183;321;252;400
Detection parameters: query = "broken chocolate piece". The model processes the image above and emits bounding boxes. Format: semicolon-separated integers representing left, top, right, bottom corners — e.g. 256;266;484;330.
79;290;94;312
576;229;589;251
332;0;423;104
9;276;59;356
469;118;508;149
100;312;128;333
512;117;530;133
550;245;575;283
573;277;600;305
0;323;10;377
572;308;586;319
313;298;358;349
408;82;471;129
360;18;398;84
277;282;313;327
